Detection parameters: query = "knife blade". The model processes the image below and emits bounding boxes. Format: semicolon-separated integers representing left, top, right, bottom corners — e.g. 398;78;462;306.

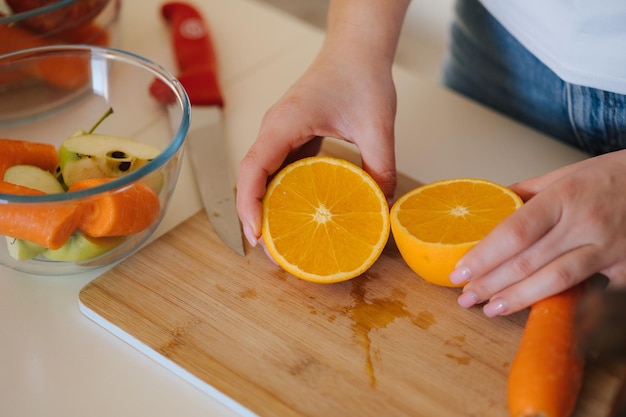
155;1;245;256
575;277;626;417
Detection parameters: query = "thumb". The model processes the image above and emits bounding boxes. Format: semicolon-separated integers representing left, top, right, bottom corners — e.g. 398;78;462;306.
357;136;397;202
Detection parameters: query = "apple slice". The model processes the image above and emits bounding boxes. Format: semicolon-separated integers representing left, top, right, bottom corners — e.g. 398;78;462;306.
6;238;46;261
59;134;162;187
42;231;125;262
4;164;65;194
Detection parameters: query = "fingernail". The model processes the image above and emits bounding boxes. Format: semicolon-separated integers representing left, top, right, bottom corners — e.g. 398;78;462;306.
483;299;508;317
450;266;472;285
243;224;258;247
457;290;479;308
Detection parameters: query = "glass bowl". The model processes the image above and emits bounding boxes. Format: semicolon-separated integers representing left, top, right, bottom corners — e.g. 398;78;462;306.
0;0;120;124
0;0;120;49
0;45;190;275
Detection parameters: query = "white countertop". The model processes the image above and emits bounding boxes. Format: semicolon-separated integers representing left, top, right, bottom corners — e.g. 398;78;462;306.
0;1;588;416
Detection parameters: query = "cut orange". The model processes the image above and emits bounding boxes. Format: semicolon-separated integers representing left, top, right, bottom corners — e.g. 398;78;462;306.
390;178;523;287
262;156;390;283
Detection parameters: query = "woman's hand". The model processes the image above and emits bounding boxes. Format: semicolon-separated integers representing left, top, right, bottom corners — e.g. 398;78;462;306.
236;0;410;248
450;149;626;316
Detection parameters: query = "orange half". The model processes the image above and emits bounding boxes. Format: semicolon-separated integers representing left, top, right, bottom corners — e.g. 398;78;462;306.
390;178;523;287
262;156;390;283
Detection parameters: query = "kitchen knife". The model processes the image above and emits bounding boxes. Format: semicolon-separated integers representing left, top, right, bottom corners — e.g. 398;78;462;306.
575;279;626;417
151;1;245;256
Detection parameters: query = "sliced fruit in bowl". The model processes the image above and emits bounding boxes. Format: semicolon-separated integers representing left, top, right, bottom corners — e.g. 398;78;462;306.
0;45;191;275
59;134;162;187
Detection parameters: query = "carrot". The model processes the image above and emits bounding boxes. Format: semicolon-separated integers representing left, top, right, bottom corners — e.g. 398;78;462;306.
507;284;586;417
0;25;90;89
68;177;160;237
5;0;109;33
0;25;51;86
0;24;49;55
0;138;59;178
57;23;111;47
0;181;82;249
37;54;91;89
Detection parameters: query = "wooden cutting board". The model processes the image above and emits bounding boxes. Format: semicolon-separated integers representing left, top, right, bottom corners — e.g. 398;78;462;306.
79;175;622;417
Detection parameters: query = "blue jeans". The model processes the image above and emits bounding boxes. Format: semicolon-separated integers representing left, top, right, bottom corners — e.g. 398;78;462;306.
442;0;626;156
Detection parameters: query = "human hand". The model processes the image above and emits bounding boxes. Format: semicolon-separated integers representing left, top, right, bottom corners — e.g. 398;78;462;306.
236;49;398;248
450;150;626;316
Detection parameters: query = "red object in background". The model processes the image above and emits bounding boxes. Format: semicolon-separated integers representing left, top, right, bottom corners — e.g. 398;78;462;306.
149;2;223;106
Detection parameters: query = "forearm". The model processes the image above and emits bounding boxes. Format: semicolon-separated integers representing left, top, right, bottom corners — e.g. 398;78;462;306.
322;0;411;70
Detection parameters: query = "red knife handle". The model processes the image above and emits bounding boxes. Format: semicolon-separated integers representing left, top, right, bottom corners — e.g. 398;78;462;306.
158;1;223;106
162;2;215;73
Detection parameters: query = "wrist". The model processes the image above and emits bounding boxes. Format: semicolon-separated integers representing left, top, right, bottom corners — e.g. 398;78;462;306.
324;0;410;68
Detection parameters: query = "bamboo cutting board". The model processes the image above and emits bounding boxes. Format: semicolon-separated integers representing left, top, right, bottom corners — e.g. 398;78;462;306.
79;183;621;417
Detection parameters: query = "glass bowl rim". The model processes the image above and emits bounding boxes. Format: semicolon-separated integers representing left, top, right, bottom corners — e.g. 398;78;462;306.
0;44;191;204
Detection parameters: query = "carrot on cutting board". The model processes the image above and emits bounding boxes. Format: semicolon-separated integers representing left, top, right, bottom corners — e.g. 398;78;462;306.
507;284;586;417
0;138;59;180
0;181;81;249
68;178;160;237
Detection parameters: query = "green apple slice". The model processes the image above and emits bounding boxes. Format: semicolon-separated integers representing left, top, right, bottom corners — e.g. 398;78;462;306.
3;164;65;194
6;238;46;261
59;134;162;187
42;232;126;262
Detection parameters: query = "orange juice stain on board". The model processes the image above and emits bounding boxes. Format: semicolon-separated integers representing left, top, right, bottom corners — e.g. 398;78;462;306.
345;275;437;387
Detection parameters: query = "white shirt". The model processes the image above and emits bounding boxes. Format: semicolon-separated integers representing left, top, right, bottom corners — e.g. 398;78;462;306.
479;0;626;95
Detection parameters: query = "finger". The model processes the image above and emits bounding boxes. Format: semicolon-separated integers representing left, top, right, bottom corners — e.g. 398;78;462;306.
479;244;602;317
508;157;595;198
356;129;397;201
361;149;396;201
255;136;324;246
507;180;536;202
284;136;324;167
460;201;602;302
237;147;276;247
236;120;313;246
450;193;561;285
458;226;567;307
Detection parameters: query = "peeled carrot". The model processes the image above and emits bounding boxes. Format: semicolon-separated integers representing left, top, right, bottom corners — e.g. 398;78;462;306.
0;24;49;55
37;54;91;89
0;181;82;249
57;23;111;47
0;25;50;86
40;23;107;89
507;284;586;417
0;25;90;89
5;0;109;33
68;178;160;237
0;138;59;178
